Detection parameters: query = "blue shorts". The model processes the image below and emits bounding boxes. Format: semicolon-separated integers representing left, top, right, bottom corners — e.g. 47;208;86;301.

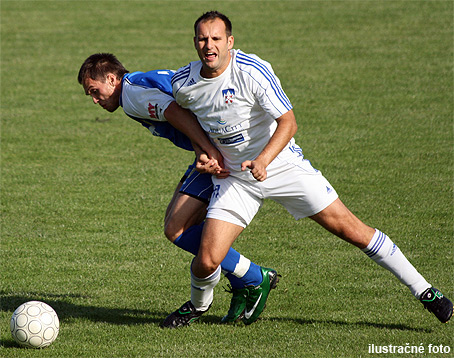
179;159;213;203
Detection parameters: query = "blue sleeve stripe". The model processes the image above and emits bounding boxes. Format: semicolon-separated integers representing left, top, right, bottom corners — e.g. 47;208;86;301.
236;52;292;111
171;65;191;87
237;53;292;110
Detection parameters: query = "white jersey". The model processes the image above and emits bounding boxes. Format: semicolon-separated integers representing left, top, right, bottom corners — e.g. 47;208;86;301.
122;70;174;123
120;70;194;151
172;49;294;173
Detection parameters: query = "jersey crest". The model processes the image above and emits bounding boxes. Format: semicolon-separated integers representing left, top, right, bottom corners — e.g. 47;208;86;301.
222;88;235;104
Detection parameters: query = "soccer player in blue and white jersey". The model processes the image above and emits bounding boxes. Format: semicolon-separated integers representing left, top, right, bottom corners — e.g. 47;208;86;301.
77;53;279;324
162;11;453;328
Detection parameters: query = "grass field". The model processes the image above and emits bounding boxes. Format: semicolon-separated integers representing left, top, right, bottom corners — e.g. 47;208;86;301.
1;1;453;357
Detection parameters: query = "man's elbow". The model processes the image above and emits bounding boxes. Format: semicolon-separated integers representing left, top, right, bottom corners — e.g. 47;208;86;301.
291;121;298;137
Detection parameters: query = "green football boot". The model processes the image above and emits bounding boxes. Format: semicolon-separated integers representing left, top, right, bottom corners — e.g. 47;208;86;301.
242;267;280;325
221;286;248;323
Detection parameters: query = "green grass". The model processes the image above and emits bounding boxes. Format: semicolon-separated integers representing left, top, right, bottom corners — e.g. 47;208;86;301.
1;1;453;357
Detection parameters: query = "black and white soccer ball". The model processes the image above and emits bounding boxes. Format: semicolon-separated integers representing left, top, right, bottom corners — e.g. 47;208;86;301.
10;301;59;348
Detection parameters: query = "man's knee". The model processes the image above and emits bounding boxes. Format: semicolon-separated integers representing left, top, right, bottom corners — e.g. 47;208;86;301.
192;255;220;277
164;202;206;242
311;199;375;248
164;221;183;242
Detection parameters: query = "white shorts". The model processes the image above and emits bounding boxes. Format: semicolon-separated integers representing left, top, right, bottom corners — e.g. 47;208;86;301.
207;155;338;228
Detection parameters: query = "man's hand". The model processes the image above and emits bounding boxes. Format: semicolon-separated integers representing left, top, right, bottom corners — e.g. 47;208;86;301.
241;159;267;181
197;153;230;178
241;110;298;182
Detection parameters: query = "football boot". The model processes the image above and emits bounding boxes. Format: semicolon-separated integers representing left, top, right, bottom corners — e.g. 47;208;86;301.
420;287;453;323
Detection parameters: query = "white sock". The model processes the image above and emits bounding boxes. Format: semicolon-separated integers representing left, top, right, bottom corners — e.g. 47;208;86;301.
191;265;221;311
362;229;431;298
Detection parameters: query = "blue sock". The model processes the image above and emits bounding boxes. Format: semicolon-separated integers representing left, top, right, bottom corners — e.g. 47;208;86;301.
172;223;203;255
224;263;263;288
173;222;263;289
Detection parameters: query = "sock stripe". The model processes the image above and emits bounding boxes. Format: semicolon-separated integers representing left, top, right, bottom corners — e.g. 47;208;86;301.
233;255;251;278
364;231;386;258
362;229;431;299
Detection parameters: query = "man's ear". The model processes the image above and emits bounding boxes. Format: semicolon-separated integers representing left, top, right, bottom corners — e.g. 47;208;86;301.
106;73;117;87
228;35;234;50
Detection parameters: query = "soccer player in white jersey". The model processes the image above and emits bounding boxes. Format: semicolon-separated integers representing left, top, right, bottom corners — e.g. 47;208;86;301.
77;53;280;324
162;11;453;328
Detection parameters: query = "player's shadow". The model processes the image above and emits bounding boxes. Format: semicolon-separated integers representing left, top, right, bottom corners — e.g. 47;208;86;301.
265;316;432;333
168;315;431;333
1;292;429;337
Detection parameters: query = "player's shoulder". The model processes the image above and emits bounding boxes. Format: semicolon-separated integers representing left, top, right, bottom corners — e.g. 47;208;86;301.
124;70;175;97
171;61;201;90
233;49;274;79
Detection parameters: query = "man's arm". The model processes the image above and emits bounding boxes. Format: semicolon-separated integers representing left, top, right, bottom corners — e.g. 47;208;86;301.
192;142;230;178
164;101;229;176
241;109;297;181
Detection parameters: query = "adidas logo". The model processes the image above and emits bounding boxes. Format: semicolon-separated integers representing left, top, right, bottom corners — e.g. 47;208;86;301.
187;78;196;86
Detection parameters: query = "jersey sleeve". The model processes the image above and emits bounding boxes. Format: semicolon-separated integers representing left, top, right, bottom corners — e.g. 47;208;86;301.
171;63;197;108
235;51;293;119
122;83;174;122
120;71;194;151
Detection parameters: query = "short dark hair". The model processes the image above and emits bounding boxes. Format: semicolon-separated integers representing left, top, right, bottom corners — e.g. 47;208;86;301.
78;53;129;84
194;11;232;37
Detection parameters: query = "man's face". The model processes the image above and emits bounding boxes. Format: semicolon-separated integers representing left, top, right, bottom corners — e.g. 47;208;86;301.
194;18;234;78
83;74;120;112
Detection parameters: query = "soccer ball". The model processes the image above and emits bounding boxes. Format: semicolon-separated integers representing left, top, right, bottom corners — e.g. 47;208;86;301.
10;301;59;348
